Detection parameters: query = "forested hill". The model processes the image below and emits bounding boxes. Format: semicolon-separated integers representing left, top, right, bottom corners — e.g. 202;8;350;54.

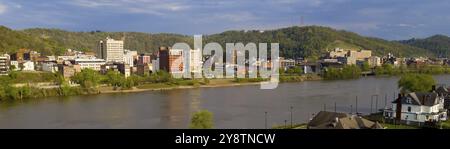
204;26;432;59
0;25;440;58
399;35;450;58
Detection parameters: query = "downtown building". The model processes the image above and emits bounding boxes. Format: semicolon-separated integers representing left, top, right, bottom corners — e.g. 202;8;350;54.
158;47;202;76
0;55;9;75
98;37;124;62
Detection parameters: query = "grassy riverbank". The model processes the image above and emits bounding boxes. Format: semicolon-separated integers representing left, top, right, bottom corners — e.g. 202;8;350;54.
0;69;321;101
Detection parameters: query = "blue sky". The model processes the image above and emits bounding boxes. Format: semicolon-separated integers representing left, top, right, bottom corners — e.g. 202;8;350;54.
0;0;449;40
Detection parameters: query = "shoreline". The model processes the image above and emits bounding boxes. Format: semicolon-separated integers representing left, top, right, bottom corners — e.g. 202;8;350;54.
98;75;323;94
97;73;450;95
98;81;263;94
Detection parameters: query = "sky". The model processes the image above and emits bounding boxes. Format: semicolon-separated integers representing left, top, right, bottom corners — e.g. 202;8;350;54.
0;0;450;40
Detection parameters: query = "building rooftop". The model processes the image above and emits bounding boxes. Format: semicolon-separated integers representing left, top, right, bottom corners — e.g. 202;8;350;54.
308;111;383;129
393;92;440;106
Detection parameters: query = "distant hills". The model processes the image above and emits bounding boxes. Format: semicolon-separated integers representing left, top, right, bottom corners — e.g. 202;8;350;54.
1;25;449;58
399;35;450;58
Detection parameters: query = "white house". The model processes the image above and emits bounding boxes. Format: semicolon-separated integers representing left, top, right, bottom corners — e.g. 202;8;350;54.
22;61;35;71
384;92;447;125
10;60;19;71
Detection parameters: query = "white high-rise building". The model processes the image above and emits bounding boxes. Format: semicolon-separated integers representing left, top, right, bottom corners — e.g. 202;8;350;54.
190;48;202;74
123;49;138;67
98;37;124;62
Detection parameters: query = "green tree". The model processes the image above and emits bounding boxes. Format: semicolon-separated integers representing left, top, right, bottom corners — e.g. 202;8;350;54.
189;110;214;129
71;69;101;90
106;70;124;89
361;61;370;71
398;74;436;93
9;65;16;71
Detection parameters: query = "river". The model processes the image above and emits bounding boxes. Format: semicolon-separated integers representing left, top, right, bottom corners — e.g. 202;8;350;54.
0;75;449;128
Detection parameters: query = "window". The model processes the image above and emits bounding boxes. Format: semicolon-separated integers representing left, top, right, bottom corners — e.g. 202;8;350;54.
406;97;412;104
407;106;412;112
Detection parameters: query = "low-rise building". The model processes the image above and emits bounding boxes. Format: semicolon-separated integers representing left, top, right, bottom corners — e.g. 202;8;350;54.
74;58;106;71
337;56;356;65
117;63;131;78
58;63;80;78
0;56;9;75
10;61;19;71
138;54;152;65
348;50;372;60
328;48;347;58
22;61;35;71
57;55;76;61
42;62;59;73
136;63;150;76
368;56;381;67
279;57;296;70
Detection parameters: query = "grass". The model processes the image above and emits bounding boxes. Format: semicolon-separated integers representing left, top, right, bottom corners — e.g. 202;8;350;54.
136;83;176;89
440;120;450;129
272;123;307;129
382;123;419;129
0;71;59;84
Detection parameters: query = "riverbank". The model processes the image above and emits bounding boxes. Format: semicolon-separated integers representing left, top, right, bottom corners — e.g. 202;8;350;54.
98;79;262;94
0;73;322;101
97;75;322;94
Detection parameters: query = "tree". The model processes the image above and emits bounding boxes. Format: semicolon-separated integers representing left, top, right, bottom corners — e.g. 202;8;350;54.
361;61;370;71
293;67;303;74
189;110;214;129
106;70;124;88
71;69;101;89
9;65;16;71
398;74;436;93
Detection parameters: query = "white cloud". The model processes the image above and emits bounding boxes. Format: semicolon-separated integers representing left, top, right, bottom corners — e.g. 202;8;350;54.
0;3;7;14
217;12;259;22
68;0;189;16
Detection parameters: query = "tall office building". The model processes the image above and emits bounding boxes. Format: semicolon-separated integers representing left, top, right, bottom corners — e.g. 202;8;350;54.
190;48;202;74
159;47;183;74
123;49;138;67
98;37;124;62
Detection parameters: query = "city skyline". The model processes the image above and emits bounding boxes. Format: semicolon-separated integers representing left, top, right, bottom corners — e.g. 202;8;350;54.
0;0;450;40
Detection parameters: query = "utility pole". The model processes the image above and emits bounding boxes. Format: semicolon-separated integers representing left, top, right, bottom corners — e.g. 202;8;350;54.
385;94;388;108
265;112;268;129
334;102;337;113
290;106;293;128
371;96;373;114
375;95;378;113
350;105;353;114
355;96;358;114
324;104;326;111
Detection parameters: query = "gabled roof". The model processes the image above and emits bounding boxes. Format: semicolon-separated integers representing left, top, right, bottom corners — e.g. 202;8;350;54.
308;111;383;129
436;86;449;95
393;92;440;106
308;111;348;128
